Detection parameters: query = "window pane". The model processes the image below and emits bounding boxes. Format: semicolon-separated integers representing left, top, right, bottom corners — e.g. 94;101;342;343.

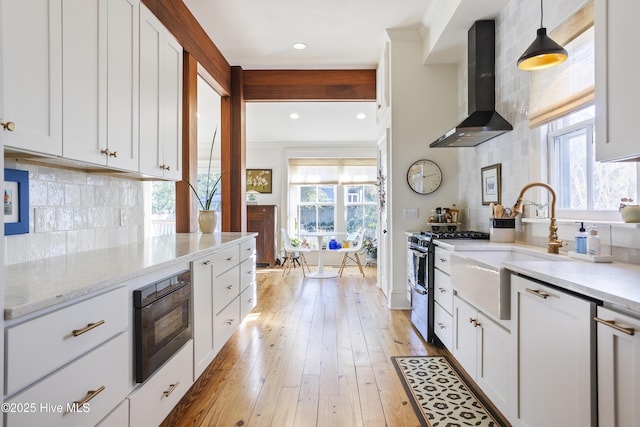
318;206;334;231
299;206;316;231
593;155;637;210
150;181;175;235
558;128;588;209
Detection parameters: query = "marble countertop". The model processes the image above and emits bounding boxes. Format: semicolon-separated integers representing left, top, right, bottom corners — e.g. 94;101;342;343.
435;239;640;314
4;232;256;320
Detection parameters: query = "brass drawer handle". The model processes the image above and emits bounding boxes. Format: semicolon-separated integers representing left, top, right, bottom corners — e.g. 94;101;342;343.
437;322;446;330
73;385;105;407
109;150;118;158
226;284;235;290
594;317;635;336
439;258;447;263
1;121;16;131
438;287;446;293
468;318;480;327
203;260;213;266
100;148;111;156
226;256;236;261
525;288;549;299
72;320;105;337
163;381;180;397
225;319;234;326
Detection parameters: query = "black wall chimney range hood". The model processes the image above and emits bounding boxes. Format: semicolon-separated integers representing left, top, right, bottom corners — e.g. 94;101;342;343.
430;20;512;148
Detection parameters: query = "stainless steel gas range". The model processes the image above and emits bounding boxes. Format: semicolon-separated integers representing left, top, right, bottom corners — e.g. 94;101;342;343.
407;230;489;343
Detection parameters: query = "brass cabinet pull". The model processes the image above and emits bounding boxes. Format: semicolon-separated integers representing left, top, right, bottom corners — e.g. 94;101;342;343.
203;260;213;266
246;270;253;275
225;319;234;326
163;381;180;397
525;288;549;299
439;287;446;293
226;284;235;290
73;385;105;406
439;258;447;263
226;256;236;261
109;150;118;158
160;164;170;171
469;318;480;327
437;322;446;330
594;317;635;336
100;148;111;156
1;121;16;131
72;320;105;337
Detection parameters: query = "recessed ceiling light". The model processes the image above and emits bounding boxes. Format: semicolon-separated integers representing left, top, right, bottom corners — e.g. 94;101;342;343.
289;113;300;119
292;42;307;50
356;113;367;119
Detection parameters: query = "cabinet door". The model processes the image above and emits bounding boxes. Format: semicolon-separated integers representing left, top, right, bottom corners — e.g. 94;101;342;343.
1;0;62;155
63;0;139;170
595;0;640;161
247;205;276;266
192;256;215;379
476;312;511;419
106;0;139;171
139;4;182;180
453;295;478;377
512;275;595;427
596;306;640;427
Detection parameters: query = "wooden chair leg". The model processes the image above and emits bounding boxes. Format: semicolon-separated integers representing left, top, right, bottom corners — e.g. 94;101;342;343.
300;253;311;275
354;253;365;278
338;253;347;277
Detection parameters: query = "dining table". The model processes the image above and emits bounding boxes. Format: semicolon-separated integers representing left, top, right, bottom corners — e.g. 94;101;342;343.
298;231;344;279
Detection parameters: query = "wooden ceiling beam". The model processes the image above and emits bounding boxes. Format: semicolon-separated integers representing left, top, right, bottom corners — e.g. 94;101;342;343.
243;69;376;101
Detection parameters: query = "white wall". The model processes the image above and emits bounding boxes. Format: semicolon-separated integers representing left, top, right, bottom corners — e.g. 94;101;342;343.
382;29;459;308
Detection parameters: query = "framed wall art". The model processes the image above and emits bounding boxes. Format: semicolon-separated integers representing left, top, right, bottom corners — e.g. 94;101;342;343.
481;163;501;206
4;168;29;235
246;169;272;193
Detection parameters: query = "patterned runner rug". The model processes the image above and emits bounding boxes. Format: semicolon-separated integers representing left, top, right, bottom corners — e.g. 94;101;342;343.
391;355;505;427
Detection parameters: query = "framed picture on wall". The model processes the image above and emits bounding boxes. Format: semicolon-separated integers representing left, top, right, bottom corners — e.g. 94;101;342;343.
246;169;272;193
481;163;501;206
4;168;29;235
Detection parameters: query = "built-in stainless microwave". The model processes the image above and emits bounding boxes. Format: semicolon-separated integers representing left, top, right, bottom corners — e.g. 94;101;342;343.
134;270;192;383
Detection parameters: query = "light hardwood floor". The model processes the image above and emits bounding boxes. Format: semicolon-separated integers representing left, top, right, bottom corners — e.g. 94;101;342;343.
162;265;446;427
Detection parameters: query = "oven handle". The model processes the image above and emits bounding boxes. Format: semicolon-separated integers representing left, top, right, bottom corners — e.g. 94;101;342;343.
409;283;428;295
409;249;428;258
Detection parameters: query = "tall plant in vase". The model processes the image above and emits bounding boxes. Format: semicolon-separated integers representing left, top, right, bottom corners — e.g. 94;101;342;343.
188;126;222;233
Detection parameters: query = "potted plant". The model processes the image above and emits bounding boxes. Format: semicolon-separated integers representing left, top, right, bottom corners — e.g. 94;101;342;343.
187;127;222;233
361;236;377;260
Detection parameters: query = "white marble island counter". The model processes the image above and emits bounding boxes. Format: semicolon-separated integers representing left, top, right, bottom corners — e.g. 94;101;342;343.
5;232;257;320
435;239;640;314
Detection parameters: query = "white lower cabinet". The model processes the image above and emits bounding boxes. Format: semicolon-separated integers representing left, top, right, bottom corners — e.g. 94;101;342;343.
128;340;194;427
596;305;640;427
511;275;596;427
5;332;129;427
433;246;454;349
452;295;511;417
96;399;129;427
192;254;215;379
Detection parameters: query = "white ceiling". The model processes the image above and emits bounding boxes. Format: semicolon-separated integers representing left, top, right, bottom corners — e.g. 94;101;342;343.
183;0;508;144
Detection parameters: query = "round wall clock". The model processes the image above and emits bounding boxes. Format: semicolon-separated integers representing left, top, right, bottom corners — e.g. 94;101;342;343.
407;159;442;195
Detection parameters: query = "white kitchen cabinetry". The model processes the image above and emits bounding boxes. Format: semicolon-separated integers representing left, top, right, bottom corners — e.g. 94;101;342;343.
595;0;640;161
511;275;596;427
139;4;183;180
128;340;193;427
433;246;454;349
1;0;63;155
596;306;640;427
3;287;129;426
452;295;511;417
192;238;257;379
63;0;140;171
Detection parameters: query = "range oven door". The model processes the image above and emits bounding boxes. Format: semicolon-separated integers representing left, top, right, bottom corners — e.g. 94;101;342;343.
408;246;434;343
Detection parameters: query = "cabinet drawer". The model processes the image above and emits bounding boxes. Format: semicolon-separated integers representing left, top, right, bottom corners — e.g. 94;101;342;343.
434;247;451;274
240;238;256;262
434;302;453;350
5;332;130;427
213;245;240;274
241;282;257;320
129;340;193;427
434;268;453;314
214;298;240;354
240;257;256;291
213;265;240;314
6;287;128;396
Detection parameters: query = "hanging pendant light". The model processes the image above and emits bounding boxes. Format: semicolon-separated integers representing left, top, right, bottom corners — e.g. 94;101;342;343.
517;0;568;70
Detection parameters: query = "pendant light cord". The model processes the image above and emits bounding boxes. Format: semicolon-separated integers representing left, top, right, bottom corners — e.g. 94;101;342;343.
540;0;544;28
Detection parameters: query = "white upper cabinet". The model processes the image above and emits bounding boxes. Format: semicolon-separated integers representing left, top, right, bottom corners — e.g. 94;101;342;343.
63;0;140;171
1;0;63;155
139;4;183;180
595;0;640;161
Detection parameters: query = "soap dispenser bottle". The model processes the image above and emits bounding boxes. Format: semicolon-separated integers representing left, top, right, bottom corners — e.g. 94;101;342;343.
587;227;601;256
575;222;588;254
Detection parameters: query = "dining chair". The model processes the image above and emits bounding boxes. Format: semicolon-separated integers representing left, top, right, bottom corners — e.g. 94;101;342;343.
281;228;311;277
337;229;366;277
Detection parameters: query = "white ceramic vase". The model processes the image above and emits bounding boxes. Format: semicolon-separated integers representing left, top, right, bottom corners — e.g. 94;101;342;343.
198;210;217;233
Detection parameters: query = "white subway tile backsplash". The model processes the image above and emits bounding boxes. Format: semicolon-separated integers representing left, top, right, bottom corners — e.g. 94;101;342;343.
4;164;146;265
